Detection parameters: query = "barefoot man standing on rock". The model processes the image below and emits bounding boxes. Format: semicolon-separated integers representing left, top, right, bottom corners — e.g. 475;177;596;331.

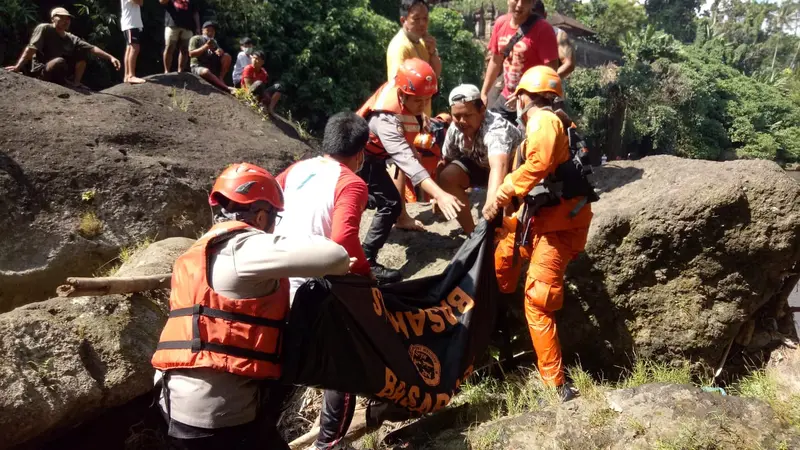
357;58;464;284
151;163;353;449
120;0;146;84
4;7;121;88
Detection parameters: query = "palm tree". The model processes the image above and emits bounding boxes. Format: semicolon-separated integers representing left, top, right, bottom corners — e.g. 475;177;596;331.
769;1;798;81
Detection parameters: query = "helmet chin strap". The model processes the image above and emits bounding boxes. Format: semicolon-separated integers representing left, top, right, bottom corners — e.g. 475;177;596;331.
516;99;536;127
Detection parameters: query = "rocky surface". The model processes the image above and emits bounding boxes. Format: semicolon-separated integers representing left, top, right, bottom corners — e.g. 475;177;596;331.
0;72;310;312
448;383;799;450
0;238;191;449
367;156;800;376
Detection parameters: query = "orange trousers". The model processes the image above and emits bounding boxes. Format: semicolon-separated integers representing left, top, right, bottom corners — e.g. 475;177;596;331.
494;216;589;387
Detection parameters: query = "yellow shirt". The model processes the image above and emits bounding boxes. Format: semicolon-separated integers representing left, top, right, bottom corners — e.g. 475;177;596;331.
386;29;432;116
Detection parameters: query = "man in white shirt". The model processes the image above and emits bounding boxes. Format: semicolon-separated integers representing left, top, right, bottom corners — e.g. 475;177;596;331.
232;37;253;88
120;0;145;84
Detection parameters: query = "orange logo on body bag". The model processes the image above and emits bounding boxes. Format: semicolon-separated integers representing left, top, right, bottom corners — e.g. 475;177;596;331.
409;344;442;387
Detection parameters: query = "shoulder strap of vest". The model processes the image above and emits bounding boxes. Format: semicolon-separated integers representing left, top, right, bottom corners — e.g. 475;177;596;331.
502;14;540;59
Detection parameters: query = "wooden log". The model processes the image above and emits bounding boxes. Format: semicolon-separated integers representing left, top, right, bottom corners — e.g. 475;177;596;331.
56;273;172;298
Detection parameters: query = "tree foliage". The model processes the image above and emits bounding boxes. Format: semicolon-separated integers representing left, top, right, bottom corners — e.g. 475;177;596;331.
428;7;486;113
573;0;647;47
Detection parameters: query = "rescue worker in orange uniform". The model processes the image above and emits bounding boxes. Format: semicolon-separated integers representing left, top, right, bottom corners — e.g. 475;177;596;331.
151;163;353;449
485;66;593;401
357;57;464;284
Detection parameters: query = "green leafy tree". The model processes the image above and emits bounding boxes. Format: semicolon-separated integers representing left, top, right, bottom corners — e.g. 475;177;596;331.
209;0;396;131
573;0;646;47
645;0;700;42
428;7;486;113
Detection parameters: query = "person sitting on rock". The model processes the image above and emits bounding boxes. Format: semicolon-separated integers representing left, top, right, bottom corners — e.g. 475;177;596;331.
242;50;283;115
151;163;353;449
232;37;253;88
356;58;464;284
438;84;523;235
188;21;234;93
275;112;374;450
4;7;121;87
485;66;593;402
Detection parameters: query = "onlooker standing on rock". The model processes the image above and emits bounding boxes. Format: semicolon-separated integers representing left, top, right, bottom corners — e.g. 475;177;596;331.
151;163;352;450
232;37;253;88
4;8;120;87
438;84;523;235
386;0;442;231
242;50;283;114
188;21;234;93
160;0;200;73
533;0;575;79
120;0;146;84
480;0;558;123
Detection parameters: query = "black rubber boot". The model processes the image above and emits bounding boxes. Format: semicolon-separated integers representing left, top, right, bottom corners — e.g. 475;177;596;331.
369;261;403;284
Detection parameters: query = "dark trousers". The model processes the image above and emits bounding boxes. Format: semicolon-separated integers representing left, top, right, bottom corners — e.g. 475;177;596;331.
491;94;517;125
358;158;402;261
315;390;357;449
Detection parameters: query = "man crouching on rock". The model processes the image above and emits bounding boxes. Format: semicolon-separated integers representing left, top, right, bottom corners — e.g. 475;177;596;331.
438;84;523;235
4;7;120;88
151;163;354;449
485;66;593;402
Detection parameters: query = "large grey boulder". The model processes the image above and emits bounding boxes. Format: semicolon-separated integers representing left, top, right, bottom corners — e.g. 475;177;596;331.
365;156;800;374
0;238;191;449
0;71;309;312
454;383;799;450
561;156;800;373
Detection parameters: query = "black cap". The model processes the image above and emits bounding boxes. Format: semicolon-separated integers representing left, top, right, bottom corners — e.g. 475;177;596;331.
240;37;253;45
202;20;217;29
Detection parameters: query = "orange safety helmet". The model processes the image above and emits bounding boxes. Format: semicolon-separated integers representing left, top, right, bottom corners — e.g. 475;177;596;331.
395;58;438;97
209;162;284;211
514;65;563;98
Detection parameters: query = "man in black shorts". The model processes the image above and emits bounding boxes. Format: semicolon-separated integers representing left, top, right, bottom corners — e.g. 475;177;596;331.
188;21;234;93
438;84;524;234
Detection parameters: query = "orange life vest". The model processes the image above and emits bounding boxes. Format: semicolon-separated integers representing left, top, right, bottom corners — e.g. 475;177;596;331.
357;80;422;159
151;221;289;380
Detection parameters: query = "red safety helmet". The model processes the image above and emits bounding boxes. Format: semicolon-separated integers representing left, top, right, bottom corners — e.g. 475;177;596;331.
395;58;438;97
209;162;284;211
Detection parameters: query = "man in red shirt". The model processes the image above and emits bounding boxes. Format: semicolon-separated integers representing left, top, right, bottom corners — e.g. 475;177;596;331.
242;50;283;114
274;112;372;450
480;0;558;123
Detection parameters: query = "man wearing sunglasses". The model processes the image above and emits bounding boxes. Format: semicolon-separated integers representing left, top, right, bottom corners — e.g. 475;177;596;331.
437;84;524;234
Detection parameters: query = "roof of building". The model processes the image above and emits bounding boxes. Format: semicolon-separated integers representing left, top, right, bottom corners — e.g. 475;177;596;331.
547;12;596;37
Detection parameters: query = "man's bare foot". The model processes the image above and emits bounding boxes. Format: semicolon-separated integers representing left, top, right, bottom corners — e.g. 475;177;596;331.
228;87;237;94
395;215;425;231
125;76;146;84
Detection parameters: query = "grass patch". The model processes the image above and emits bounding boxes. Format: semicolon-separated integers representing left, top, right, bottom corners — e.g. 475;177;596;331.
359;430;381;450
468;426;501;450
170;85;190;112
619;360;692;389
588;407;618;428
734;369;800;431
78;212;103;238
568;364;604;401
94;237;153;277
